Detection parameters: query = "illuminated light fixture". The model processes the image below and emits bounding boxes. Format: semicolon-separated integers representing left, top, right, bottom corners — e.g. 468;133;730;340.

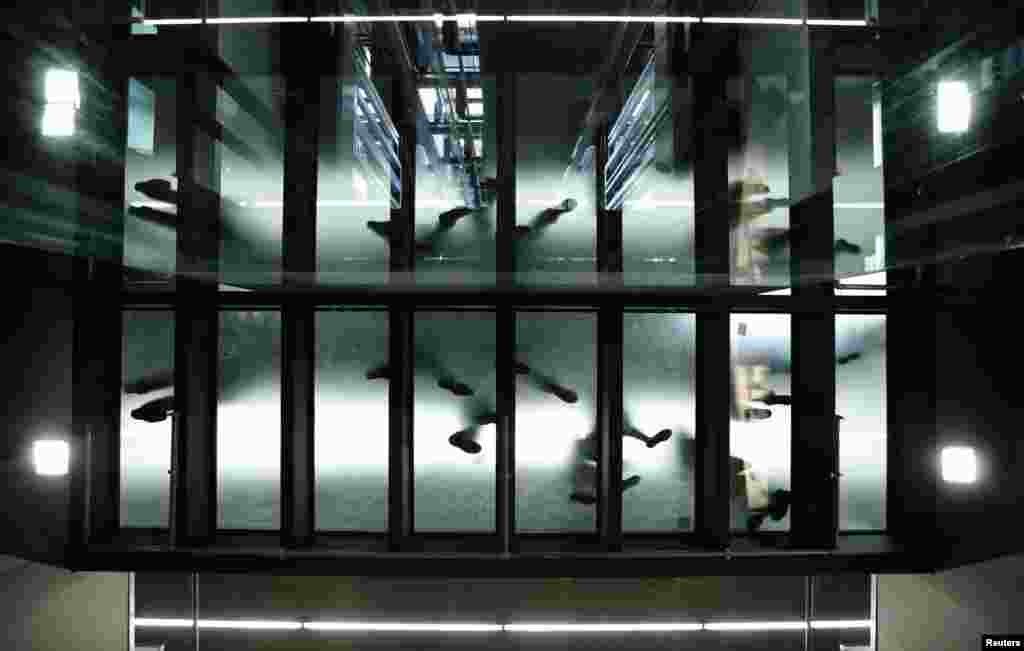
506;623;703;632
506;15;697;22
42;68;80;138
310;15;436;22
937;80;971;134
206;16;309;24
705;622;808;631
200;620;303;631
455;13;476;28
941;445;978;484
434;13;444;28
140;18;204;25
702;16;804;25
306;622;503;632
834;202;884;209
872;87;883;168
807;19;868;26
32;439;70;477
810;620;872;630
134;618;193;628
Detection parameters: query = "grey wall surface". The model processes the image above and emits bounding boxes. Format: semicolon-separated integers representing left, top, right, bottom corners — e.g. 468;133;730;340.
878;553;1024;651
0;555;129;651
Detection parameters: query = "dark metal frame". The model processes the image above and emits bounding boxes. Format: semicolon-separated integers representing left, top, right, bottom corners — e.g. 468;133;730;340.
72;14;904;572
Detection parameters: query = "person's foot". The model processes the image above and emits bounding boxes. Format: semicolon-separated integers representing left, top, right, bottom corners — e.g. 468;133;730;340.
131;396;175;423
837;352;862;366
543;381;578;404
744;407;773;421
438;376;474;397
646;429;673;448
623;474;642;491
569;492;597;505
834;238;862;254
449;429;482;454
513;361;531;375
746;513;767;533
366;221;393;241
558;198;578;213
760;392;792;406
134;179;176;202
366;364;391;381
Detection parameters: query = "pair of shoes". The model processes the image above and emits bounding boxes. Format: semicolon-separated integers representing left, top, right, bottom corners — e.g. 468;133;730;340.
646;429;673;448
744;407;773;421
837;352;862;366
543;381;578;404
760;392;792;406
834;238;862;255
449;429;482;454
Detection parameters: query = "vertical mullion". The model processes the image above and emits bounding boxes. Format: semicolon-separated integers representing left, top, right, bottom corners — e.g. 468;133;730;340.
595;109;624;548
387;70;416;551
173;42;221;547
495;70;517;554
692;40;732;547
789;23;838;549
280;17;321;548
71;41;128;551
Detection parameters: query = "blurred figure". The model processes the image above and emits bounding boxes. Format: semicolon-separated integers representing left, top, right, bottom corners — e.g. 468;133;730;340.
568;432;642;505
513;198;578;242
366;345;474;397
732;363;774;421
739;462;792;533
514;360;578;404
447;397;498;455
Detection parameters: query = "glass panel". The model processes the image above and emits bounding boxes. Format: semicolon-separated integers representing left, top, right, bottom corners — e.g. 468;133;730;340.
516;312;597;532
414;312;497;532
516;72;598;286
730;313;792;533
835;76;886;289
812;574;872;649
123;75;177;287
315;310;389;532
217;310;281;530
121;310;175;528
317;60;390;285
216;23;285;287
727;30;799;287
622;313;696;532
836;315;887;531
133;573;195;651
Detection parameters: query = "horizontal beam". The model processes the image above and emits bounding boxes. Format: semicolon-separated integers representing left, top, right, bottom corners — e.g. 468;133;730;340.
121;288;891;311
73;535;929;576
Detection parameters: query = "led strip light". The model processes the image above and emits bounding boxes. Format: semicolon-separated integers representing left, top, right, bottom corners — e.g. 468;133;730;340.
140;14;869;27
134;618;871;632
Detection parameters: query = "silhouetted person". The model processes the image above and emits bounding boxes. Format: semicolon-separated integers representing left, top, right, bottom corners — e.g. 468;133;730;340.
569;432;642;505
448;397;498;455
514;360;577;404
367;346;474;397
367;205;482;257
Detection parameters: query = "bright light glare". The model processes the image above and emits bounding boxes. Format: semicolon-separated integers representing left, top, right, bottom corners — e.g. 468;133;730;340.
45;69;80;107
141;18;203;25
306;622;502;632
206;16;308;24
32;439;70;476
811;620;872;630
702;17;803;25
807;19;868;26
134;618;193;628
937;81;971;134
941;446;978;484
705;622;808;631
200;620;302;630
42;104;76;137
507;623;703;632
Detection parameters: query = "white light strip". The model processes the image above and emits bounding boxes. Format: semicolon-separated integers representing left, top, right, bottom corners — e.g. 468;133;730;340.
306;622;503;632
834;202;884;209
807;19;869;26
141;18;203;25
201;620;303;630
507;623;703;632
206;16;309;24
702;16;805;25
506;15;697;23
134;618;193;628
705;622;809;631
310;15;439;22
810;620;872;630
134;618;871;633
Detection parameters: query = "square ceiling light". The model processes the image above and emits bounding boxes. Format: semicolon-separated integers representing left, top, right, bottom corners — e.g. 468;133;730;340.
937;80;970;134
941;445;977;484
32;439;70;477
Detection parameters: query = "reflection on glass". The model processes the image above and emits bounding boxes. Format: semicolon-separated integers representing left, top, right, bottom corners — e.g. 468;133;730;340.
516;73;597;285
120;310;174;528
317;64;391;284
812;574;872;649
516;312;597;532
623;313;696;531
836;315;887;531
414;312;496;532
316;310;389;532
218;310;281;530
835;76;885;286
123;76;177;286
730;313;791;533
